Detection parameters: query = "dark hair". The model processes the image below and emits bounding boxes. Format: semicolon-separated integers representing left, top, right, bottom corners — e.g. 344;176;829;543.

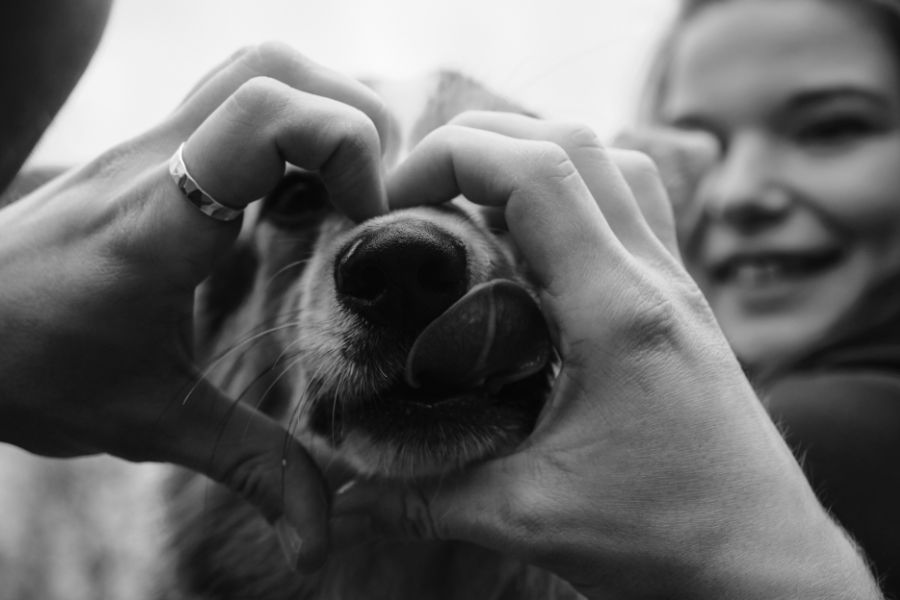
636;0;900;125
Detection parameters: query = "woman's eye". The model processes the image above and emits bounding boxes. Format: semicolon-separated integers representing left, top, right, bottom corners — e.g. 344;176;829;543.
794;116;878;148
262;170;330;227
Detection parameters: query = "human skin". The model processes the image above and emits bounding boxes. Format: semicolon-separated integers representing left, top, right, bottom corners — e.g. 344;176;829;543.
658;0;900;374
329;112;884;600
0;42;396;569
0;4;884;595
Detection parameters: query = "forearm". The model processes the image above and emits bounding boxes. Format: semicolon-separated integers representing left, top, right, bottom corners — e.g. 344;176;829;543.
575;510;882;600
686;518;882;600
572;395;885;600
676;440;882;600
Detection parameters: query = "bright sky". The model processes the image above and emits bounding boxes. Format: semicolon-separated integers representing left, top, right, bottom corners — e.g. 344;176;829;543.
27;0;677;166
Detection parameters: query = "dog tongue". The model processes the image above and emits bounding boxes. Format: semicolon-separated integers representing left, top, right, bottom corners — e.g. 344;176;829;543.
405;280;552;391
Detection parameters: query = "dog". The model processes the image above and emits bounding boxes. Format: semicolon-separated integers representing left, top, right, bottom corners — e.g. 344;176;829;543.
162;71;581;600
0;71;584;600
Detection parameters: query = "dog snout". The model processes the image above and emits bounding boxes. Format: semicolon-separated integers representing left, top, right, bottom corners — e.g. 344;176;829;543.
334;220;468;332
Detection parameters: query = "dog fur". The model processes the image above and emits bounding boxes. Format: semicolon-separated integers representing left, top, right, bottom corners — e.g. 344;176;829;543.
0;72;583;600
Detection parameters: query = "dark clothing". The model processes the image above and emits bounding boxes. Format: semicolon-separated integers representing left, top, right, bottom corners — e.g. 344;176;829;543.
757;283;900;599
766;373;900;598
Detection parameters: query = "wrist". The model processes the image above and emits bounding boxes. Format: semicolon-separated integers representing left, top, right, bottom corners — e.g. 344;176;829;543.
684;514;882;600
571;452;883;600
576;512;881;600
660;468;881;600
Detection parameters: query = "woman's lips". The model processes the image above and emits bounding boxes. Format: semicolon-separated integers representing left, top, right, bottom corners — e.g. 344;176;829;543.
708;247;845;287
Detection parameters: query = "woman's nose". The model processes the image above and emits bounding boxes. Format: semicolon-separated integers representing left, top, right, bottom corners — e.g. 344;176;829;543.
698;135;791;232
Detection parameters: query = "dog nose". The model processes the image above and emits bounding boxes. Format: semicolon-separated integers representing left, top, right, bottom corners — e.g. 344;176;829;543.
335;220;468;331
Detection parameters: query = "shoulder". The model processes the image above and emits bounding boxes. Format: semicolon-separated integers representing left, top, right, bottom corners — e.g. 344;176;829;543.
764;371;900;597
762;369;900;463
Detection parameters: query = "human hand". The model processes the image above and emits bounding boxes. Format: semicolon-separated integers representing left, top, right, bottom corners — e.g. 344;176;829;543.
330;113;882;599
613;126;718;249
0;42;396;570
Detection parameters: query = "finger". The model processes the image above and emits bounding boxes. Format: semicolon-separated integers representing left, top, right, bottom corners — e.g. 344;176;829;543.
150;379;330;571
448;111;668;259
607;148;681;259
182;76;387;220
612;127;719;248
167;41;397;158
329;461;556;571
613;127;719;213
387;125;621;299
330;468;511;552
175;46;252;107
132;77;388;282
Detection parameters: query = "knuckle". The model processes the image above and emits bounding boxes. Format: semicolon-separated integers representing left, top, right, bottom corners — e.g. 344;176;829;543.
521;140;578;184
447;109;492;127
616;149;663;183
329;108;381;157
423;122;465;143
245;40;308;76
551;121;604;154
361;94;395;149
631;291;680;350
230;76;288;115
242;41;393;151
610;273;689;361
413;123;470;156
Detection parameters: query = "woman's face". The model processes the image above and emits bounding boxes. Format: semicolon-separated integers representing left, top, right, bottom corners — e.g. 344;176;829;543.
660;0;900;371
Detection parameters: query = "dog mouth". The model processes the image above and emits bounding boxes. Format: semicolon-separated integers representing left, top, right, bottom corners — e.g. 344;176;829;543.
307;280;554;478
324;366;552;438
405;280;552;392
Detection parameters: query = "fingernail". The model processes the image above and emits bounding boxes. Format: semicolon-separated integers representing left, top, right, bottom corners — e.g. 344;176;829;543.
274;518;303;571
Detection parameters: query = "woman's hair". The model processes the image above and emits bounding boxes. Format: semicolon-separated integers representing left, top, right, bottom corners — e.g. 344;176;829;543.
637;0;900;124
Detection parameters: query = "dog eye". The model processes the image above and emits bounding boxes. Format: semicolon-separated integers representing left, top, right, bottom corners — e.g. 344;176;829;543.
480;206;508;233
261;169;331;227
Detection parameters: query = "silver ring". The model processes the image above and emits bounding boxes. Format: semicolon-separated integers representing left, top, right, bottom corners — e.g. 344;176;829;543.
168;143;244;222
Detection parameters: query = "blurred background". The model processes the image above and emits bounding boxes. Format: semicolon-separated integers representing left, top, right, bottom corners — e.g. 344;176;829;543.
26;0;676;167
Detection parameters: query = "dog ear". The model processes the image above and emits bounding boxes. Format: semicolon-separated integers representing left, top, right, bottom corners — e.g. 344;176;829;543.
409;70;538;146
363;70;538;161
258;167;331;229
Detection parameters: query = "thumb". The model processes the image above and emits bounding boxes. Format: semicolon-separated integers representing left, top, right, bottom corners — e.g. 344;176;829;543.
154;379;330;571
329;466;514;554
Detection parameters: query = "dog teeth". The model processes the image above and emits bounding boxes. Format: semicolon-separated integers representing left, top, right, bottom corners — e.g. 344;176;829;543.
405;280;551;392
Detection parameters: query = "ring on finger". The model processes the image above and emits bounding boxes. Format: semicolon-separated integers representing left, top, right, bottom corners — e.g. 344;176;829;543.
168;142;244;222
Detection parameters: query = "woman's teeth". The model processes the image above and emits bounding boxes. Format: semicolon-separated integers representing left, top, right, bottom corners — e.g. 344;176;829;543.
716;249;843;287
733;260;781;286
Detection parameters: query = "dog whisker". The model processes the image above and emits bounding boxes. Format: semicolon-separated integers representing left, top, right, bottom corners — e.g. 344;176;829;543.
161;71;569;599
264;258;311;288
182;320;304;407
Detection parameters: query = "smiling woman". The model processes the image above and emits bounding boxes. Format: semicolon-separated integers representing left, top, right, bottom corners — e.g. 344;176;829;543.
640;0;900;595
660;0;900;377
